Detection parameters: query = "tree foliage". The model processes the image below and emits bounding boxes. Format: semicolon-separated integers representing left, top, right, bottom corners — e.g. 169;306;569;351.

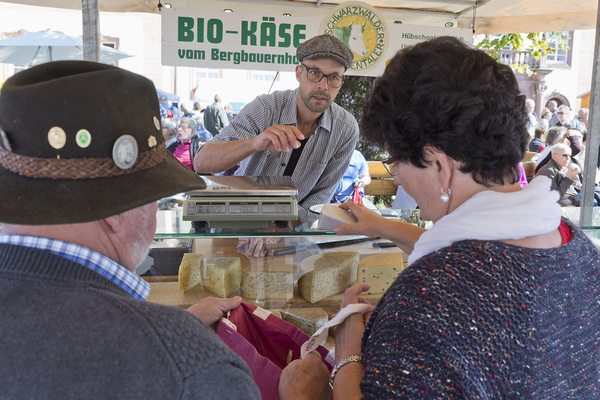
475;32;570;76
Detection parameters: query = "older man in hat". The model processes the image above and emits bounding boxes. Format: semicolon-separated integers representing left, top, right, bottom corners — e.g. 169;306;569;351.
193;34;359;210
0;61;265;399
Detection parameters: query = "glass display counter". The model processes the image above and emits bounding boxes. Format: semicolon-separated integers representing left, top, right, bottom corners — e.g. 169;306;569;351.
142;207;419;339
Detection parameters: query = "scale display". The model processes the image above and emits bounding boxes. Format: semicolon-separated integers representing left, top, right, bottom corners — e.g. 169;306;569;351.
182;176;299;225
183;196;297;221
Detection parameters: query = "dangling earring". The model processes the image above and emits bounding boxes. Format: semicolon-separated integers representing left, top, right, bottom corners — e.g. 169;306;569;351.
440;187;451;203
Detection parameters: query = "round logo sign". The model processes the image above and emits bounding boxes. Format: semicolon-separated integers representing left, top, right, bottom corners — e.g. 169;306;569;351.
321;1;388;72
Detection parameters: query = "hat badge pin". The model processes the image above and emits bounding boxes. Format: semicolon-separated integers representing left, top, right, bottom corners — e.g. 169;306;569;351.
48;126;67;150
112;135;138;169
76;129;92;148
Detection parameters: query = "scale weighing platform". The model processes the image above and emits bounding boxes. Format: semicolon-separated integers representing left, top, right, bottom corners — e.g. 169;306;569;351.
183;176;298;228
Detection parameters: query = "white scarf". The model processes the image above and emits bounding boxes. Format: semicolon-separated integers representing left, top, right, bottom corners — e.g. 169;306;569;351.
407;176;562;266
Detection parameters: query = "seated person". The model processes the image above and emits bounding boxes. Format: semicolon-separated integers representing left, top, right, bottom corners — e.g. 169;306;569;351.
535;143;582;206
535;127;582;173
331;149;375;208
166;117;202;172
192;113;214;142
161;117;178;147
528;126;546;153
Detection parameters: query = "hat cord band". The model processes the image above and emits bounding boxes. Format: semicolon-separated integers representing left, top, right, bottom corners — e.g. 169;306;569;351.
0;145;166;179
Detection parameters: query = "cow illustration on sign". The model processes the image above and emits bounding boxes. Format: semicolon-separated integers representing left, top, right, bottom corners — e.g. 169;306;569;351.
322;2;388;71
334;22;368;56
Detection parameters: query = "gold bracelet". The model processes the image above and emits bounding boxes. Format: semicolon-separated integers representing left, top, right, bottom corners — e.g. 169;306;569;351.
329;354;362;389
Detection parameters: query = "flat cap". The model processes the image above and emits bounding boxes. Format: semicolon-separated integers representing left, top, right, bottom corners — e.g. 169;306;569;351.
296;34;354;70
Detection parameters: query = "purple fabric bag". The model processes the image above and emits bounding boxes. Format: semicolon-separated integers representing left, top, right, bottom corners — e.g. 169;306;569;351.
217;302;332;400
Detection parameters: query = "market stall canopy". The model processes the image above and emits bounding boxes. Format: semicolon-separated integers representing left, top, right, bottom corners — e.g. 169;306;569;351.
1;0;598;34
0;29;133;66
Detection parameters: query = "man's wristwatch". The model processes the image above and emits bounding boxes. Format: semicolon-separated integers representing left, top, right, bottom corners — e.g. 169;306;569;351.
329;354;362;389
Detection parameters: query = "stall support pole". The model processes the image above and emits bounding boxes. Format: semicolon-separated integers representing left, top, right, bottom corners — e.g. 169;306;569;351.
580;0;600;227
81;0;100;62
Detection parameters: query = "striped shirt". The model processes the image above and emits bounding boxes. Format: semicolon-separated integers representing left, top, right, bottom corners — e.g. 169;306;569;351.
203;88;359;209
0;234;150;300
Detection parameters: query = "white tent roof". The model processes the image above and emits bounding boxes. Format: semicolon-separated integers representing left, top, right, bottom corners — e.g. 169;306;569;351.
2;0;598;34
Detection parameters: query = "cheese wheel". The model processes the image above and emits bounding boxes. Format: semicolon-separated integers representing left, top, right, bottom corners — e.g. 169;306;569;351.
281;307;328;336
242;259;294;301
178;253;204;292
357;252;405;294
298;251;359;303
202;257;242;298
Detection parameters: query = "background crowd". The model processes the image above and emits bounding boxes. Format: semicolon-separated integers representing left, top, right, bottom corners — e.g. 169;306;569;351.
524;98;598;206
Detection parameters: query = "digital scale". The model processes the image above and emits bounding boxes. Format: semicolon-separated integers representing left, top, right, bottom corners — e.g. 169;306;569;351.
183;176;298;228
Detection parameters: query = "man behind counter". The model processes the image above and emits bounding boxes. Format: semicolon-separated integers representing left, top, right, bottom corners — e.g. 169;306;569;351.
193;34;360;209
0;61;328;399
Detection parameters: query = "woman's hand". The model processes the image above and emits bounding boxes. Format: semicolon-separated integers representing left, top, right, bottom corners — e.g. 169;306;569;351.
279;351;331;400
334;283;373;362
187;296;242;329
334;202;385;238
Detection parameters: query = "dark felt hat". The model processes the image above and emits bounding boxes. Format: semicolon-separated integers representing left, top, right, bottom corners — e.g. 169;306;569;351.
296;34;354;70
0;61;205;225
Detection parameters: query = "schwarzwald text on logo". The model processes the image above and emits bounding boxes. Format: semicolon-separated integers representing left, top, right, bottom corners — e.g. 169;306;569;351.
322;3;387;71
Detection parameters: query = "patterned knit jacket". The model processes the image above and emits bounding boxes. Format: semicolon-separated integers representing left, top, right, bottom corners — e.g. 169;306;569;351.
0;243;261;399
361;218;600;399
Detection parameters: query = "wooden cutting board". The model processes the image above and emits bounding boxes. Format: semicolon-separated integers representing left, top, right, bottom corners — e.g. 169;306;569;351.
146;280;383;310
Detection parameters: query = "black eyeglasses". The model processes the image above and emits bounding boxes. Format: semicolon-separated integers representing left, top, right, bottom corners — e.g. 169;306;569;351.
301;64;345;88
382;158;398;176
178;124;191;130
562;154;571;159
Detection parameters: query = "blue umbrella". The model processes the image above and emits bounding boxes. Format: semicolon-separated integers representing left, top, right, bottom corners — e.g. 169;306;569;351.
0;29;133;67
156;88;180;103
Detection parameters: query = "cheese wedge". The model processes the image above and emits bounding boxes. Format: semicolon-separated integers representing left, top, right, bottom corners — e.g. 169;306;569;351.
357;252;405;294
281;307;329;336
202;257;242;298
298;251;359;303
178;253;204;292
242;259;294;301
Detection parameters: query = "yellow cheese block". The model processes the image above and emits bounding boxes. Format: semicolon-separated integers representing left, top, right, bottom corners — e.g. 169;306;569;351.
357;252;405;294
202;257;242;298
281;307;328;336
178;253;204;293
242;259;294;301
298;251;359;303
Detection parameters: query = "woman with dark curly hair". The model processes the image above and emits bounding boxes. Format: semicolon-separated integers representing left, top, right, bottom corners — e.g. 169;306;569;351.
280;37;600;400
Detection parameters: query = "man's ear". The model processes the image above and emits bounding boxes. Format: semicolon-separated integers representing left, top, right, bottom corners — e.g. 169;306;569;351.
423;145;454;190
103;214;124;235
295;64;302;83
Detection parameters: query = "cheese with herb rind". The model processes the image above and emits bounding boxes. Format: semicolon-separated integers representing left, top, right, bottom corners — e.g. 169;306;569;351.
357;252;405;294
298;251;359;303
242;259;294;301
202;257;242;297
178;253;204;292
281;307;329;336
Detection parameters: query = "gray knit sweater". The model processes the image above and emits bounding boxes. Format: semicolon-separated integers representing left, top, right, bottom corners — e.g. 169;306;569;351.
361;219;600;399
0;243;261;399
